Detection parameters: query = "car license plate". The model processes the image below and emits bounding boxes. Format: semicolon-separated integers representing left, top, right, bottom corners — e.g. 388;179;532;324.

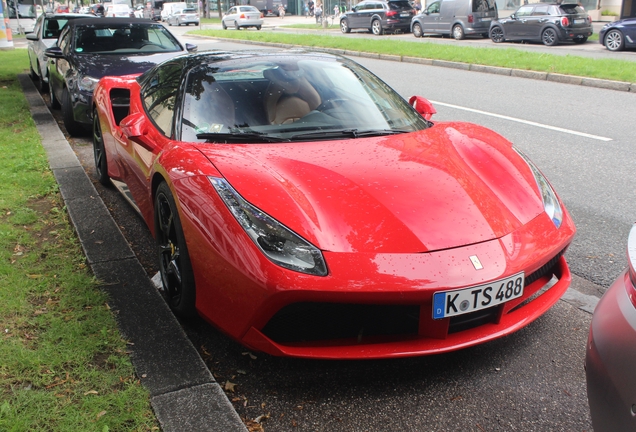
400;12;410;17
433;272;524;319
574;19;584;24
481;17;491;21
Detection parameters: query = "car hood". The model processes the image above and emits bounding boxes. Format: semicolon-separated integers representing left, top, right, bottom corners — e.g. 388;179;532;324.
76;52;182;79
196;122;546;254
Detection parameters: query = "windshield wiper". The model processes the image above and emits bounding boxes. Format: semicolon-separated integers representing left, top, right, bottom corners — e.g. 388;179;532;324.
196;132;289;143
289;129;405;141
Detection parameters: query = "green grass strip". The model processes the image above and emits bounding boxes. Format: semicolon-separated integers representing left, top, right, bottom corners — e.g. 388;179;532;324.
0;50;157;431
191;29;636;83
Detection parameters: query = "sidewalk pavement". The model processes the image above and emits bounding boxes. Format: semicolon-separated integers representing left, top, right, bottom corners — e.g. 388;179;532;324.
18;74;247;431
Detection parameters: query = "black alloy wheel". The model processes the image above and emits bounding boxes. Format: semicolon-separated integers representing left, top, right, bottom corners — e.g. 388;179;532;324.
155;182;197;318
61;88;85;136
412;22;423;38
490;26;504;43
605;29;624;51
92;108;110;186
541;27;558;46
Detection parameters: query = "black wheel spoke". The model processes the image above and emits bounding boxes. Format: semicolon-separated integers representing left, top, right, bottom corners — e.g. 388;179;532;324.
154;183;196;317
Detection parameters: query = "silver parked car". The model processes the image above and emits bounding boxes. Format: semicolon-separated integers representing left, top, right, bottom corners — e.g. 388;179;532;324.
167;7;199;26
26;13;98;92
586;223;636;431
222;5;263;30
411;0;497;40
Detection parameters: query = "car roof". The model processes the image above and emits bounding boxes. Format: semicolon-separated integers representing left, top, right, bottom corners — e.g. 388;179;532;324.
66;17;154;27
45;12;98;18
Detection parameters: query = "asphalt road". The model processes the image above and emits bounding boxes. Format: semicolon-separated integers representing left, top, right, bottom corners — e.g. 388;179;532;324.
47;26;636;430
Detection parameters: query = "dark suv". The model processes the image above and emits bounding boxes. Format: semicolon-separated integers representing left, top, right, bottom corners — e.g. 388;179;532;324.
340;0;415;35
489;3;592;46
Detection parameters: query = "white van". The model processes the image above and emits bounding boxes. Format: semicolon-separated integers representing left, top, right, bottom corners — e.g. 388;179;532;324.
161;2;187;21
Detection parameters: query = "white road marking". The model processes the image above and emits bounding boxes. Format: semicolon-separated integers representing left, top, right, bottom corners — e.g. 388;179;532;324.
430;100;613;142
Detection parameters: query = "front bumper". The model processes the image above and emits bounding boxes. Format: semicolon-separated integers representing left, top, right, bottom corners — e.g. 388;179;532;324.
178;172;576;359
586;270;636;431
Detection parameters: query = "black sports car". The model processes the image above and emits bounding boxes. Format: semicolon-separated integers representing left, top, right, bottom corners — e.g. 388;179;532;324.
45;17;196;136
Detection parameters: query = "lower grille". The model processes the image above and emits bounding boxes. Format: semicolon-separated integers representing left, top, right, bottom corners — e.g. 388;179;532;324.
261;303;419;344
261;249;566;345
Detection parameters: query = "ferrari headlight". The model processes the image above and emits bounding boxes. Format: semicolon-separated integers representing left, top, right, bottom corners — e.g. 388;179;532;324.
78;75;99;92
515;149;563;229
209;177;328;276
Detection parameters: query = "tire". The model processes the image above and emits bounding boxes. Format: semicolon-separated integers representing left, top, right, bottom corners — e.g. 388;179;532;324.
235;20;240;30
61;88;85;137
222;20;227;29
371;19;383;35
155;182;197;318
573;36;587;44
92;108;110;186
256;25;261;30
340;18;350;33
541;27;558;46
36;63;48;93
490;26;504;43
604;29;624;51
452;24;465;40
412;22;422;38
28;62;37;80
49;81;60;109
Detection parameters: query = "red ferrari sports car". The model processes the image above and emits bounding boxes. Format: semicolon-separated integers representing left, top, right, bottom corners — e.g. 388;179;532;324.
92;51;576;359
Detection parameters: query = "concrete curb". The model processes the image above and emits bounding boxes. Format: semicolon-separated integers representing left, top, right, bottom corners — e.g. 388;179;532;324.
18;74;247;432
202;35;636;93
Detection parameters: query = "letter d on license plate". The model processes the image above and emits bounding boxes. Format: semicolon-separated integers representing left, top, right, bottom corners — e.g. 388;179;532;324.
432;273;524;319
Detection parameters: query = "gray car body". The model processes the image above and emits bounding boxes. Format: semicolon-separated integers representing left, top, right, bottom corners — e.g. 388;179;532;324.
26;13;98;87
411;0;497;39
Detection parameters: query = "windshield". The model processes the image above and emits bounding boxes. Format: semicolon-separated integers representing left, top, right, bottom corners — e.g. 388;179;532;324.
180;56;429;143
74;23;182;54
7;0;37;18
387;1;412;10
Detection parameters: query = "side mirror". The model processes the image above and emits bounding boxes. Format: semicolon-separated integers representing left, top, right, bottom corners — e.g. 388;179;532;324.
26;33;39;41
44;46;64;59
510;13;516;19
120;112;154;150
409;95;436;121
424;10;430;14
352;6;357;11
185;43;197;52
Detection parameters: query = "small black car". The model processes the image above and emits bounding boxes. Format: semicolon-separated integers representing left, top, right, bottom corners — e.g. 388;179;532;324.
489;3;592;46
340;0;415;35
45;18;196;136
599;17;636;51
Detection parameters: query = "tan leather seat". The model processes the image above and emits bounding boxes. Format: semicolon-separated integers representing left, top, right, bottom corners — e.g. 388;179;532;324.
263;67;321;125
